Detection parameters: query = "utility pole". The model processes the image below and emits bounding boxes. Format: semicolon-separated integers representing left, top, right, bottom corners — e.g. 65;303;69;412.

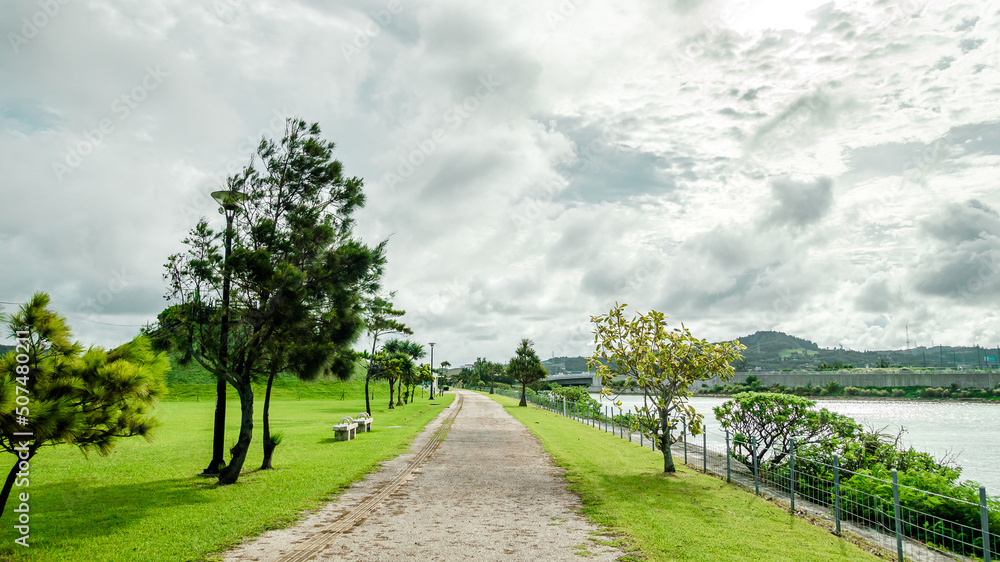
905;325;909;350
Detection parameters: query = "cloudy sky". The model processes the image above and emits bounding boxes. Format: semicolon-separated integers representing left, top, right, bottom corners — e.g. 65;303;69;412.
2;0;999;366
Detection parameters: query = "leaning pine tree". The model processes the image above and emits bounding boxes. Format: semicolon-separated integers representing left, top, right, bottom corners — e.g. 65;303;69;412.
164;118;385;484
0;293;168;519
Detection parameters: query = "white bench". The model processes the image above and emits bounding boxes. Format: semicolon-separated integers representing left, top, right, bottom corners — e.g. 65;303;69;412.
355;412;373;433
333;417;358;441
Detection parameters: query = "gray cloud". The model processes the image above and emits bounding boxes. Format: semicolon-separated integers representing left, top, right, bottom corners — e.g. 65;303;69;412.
855;275;902;313
763;177;834;229
921;200;1000;244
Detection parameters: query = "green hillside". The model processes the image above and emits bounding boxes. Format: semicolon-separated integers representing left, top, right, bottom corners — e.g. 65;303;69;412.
543;330;1000;373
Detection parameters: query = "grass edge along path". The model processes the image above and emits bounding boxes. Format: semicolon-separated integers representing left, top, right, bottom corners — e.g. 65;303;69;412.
0;392;454;562
483;392;881;561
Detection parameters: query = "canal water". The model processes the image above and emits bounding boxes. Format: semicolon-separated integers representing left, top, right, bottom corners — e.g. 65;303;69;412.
592;393;1000;493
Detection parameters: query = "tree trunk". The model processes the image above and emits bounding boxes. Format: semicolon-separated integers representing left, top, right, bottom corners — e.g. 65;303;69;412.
396;379;403;406
519;382;527;407
0;444;37;520
388;378;395;409
260;372;276;470
660;406;675;472
219;378;253;485
364;372;372;415
662;434;676;472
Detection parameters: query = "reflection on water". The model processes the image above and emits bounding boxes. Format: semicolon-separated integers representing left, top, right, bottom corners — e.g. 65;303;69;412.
593;393;1000;492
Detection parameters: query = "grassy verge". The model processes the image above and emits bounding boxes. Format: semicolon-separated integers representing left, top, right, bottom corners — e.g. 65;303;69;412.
0;387;454;561
485;392;880;561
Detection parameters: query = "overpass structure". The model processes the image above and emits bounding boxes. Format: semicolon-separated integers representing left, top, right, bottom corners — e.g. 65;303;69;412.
546;372;596;387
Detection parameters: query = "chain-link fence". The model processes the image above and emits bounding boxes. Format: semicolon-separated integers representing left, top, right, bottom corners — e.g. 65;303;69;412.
476;387;998;562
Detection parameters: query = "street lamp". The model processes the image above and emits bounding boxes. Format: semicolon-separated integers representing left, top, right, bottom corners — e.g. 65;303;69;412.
201;188;245;477
429;342;436;399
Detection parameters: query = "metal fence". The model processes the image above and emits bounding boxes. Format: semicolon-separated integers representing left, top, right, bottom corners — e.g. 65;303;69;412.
477;387;999;562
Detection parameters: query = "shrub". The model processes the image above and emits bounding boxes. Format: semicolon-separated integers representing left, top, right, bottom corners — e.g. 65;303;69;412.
923;387;944;398
844;386;860;396
875;390;889;397
892;389;906;397
824;380;841;394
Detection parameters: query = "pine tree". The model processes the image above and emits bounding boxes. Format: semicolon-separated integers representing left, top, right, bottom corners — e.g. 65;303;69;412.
165;119;385;483
0;293;168;518
507;339;546;406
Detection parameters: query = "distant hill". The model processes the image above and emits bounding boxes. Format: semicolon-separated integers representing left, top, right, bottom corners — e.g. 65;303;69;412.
0;344;14;356
542;355;591;374
542;331;999;373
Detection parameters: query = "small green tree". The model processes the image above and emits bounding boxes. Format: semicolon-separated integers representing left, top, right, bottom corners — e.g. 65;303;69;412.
507;338;546;406
713;392;862;470
362;295;411;413
0;293;168;518
590;303;744;472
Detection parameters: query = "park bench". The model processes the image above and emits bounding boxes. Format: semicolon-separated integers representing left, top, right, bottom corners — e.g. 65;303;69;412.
333;416;358;441
355;412;373;433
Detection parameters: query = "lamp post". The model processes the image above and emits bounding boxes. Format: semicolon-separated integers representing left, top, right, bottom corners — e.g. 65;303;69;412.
429;342;436;398
201;188;245;477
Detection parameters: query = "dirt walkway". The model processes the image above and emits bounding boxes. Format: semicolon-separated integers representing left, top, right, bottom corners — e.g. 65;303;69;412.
223;390;624;561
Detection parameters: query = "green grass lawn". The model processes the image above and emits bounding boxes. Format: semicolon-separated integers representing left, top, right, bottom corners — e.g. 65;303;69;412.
0;381;453;561
486;393;880;562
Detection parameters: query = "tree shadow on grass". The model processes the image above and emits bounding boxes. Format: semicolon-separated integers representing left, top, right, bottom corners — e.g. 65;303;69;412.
1;475;215;552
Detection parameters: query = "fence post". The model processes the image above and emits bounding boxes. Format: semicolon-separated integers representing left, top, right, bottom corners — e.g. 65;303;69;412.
833;455;841;536
619;408;624;439
752;437;759;495
683;421;688;464
725;430;731;483
892;469;904;562
789;438;796;513
628;413;632;442
981;486;992;562
703;430;707;473
563;397;567;417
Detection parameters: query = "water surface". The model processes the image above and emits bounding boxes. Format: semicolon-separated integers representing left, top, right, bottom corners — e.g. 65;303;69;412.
592;393;1000;492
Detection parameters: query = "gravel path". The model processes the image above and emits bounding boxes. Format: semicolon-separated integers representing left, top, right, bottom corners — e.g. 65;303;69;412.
224;390;625;561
